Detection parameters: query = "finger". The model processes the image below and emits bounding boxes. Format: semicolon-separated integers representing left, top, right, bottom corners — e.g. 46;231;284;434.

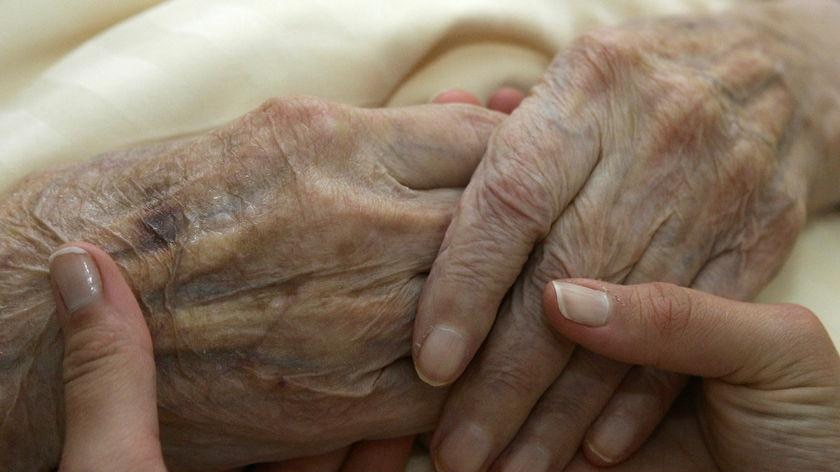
412;93;600;386
582;366;687;466
49;243;165;472
429;239;619;472
543;279;831;384
253;448;350;472
564;388;716;472
374;104;505;189
491;350;628;472
432;89;482;106
350;358;449;439
341;436;415;472
429;308;573;472
587;227;704;467
487;87;525;114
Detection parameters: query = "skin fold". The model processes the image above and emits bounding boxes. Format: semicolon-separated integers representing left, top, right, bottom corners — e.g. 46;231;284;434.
413;1;840;470
0;97;505;471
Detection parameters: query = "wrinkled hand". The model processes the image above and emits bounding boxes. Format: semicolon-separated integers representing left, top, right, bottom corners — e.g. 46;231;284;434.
545;280;840;471
49;242;414;472
0;97;504;471
414;6;840;471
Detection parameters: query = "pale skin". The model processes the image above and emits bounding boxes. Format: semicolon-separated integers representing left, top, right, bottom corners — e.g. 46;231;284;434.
414;1;840;470
0;98;509;471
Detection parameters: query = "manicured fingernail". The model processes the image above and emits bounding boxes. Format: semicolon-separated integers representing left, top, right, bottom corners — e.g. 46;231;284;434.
435;423;492;472
502;444;550;472
49;246;102;314
416;326;468;386
585;415;635;465
552;281;611;327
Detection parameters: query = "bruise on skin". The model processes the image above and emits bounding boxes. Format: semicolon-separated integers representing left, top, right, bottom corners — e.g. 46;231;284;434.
138;200;186;252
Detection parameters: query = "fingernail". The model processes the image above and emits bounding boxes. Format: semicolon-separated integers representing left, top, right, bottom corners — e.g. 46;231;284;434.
49;246;103;314
502;444;550;472
585;415;635;465
415;326;468;386
552;281;611;327
435;423;492;472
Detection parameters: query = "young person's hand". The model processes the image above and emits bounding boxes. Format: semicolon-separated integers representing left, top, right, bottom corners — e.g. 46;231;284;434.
546;280;840;471
50;243;166;472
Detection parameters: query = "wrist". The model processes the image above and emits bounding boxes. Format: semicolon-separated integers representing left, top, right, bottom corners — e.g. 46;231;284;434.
733;1;840;211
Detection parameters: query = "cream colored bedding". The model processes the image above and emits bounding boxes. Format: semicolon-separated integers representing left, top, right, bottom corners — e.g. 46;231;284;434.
0;0;835;366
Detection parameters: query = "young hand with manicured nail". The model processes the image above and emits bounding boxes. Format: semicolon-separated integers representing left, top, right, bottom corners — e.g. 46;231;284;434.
545;280;840;471
49;243;167;472
48;242;419;472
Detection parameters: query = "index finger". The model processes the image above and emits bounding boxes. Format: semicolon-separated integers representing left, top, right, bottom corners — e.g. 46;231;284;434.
412;83;602;386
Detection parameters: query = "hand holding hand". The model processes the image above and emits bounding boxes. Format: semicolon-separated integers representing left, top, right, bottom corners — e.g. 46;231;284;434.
0;96;506;470
49;242;419;472
415;4;840;469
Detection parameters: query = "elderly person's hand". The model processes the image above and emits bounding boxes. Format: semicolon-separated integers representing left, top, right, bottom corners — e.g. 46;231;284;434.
544;280;840;471
413;1;840;470
0;97;504;471
49;242;417;472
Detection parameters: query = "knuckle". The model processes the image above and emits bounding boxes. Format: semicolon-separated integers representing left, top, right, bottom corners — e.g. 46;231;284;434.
538;391;593;427
649;76;726;156
257;96;349;143
434;235;516;289
639;368;684;409
566;29;641;91
478;355;543;401
455;105;506;135
260;95;334;119
476;155;554;238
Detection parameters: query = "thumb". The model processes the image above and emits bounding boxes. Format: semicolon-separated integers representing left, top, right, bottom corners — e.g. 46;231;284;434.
49;243;165;472
542;279;833;385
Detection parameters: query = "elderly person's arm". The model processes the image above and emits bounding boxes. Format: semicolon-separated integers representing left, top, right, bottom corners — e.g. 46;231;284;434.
411;0;840;470
0;97;503;471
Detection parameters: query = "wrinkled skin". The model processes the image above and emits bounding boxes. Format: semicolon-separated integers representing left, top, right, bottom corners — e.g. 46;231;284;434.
0;97;504;471
415;2;840;470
